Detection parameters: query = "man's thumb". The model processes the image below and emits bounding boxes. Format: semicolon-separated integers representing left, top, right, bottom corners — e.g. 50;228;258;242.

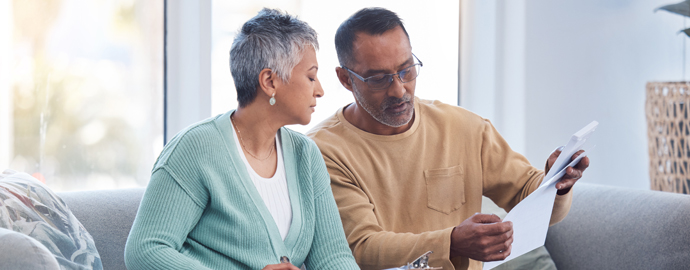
471;213;502;224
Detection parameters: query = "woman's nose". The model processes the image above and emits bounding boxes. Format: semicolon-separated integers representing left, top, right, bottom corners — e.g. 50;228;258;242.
314;78;324;98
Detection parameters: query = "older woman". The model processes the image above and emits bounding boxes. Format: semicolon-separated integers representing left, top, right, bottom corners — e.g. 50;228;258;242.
125;8;359;270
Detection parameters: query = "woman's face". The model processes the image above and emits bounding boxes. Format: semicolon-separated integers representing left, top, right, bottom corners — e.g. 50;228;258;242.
275;46;323;125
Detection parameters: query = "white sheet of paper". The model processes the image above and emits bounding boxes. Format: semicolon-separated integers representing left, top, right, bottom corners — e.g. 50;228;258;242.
541;121;598;186
483;121;597;270
482;178;558;270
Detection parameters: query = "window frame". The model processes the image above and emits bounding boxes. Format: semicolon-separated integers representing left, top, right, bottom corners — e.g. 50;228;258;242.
164;0;212;144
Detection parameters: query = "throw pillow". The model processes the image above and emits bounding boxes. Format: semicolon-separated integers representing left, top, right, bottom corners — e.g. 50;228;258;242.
0;169;103;270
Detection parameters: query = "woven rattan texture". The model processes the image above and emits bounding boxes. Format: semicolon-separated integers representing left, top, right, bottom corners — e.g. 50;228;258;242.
646;82;690;194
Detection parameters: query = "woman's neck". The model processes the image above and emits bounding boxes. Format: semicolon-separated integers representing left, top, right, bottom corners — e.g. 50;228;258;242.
232;105;280;159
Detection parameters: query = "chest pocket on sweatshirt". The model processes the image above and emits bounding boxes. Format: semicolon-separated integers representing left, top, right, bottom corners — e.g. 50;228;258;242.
424;165;465;215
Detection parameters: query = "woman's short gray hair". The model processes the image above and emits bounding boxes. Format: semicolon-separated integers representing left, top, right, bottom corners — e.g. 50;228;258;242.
230;8;319;107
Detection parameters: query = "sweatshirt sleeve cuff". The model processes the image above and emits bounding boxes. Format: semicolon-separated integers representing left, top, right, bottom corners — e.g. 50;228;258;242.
430;226;456;270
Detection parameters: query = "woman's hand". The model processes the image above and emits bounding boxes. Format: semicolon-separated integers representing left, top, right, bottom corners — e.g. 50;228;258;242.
261;263;301;270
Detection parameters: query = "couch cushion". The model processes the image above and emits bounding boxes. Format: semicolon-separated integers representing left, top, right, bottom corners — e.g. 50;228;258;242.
0;169;103;270
545;183;690;270
0;227;60;269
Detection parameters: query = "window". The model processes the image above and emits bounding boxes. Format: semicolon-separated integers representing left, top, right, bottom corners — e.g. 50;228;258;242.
1;0;164;191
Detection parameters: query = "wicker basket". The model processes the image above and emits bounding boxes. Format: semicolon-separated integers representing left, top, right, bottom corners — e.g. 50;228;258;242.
646;82;690;194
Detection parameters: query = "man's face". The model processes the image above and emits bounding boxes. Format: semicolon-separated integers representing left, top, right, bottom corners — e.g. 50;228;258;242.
347;26;416;128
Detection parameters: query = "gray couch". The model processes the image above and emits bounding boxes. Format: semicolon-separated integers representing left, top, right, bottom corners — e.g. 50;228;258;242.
545;183;690;269
57;183;690;270
58;188;145;270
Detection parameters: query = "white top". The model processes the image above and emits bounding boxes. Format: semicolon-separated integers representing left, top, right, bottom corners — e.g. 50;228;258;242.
232;126;292;240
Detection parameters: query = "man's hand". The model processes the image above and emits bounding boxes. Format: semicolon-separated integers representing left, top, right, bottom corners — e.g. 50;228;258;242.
261;263;301;270
545;148;590;195
449;213;513;261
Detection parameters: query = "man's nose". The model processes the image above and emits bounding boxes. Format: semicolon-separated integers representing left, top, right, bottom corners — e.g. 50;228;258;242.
387;75;406;98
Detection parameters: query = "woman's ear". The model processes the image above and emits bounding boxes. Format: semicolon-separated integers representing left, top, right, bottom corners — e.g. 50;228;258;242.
335;67;353;92
258;68;276;97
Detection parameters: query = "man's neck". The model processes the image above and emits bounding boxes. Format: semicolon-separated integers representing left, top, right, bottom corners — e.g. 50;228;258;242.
343;102;415;136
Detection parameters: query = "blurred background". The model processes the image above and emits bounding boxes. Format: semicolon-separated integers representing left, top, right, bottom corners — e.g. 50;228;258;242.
1;0;163;191
0;0;688;191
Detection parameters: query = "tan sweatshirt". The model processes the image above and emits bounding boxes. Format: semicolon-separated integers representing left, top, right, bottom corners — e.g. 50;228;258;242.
307;98;572;270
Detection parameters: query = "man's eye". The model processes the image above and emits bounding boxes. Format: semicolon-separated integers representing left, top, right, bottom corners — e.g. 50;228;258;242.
367;75;388;84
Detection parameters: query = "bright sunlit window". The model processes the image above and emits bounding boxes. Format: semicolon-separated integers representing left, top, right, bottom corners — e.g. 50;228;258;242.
211;0;459;134
1;0;164;191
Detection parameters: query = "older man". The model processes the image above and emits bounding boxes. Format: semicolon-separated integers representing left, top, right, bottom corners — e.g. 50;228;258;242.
307;7;589;270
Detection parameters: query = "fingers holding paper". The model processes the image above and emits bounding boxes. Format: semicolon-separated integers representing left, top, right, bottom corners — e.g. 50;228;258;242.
545;148;590;195
449;213;514;262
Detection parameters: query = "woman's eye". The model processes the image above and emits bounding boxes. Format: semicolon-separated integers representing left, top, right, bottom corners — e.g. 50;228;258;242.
309;77;316;82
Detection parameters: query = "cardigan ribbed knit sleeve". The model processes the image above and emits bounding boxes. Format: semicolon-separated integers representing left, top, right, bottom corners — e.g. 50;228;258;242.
124;167;210;270
303;142;360;270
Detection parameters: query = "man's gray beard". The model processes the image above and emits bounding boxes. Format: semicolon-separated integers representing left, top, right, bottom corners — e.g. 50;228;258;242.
352;84;414;128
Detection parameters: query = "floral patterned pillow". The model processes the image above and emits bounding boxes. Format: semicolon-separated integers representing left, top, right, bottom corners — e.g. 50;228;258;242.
0;169;103;270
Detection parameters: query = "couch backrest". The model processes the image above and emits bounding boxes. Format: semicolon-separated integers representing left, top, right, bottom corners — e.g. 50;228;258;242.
61;184;690;270
59;188;145;270
545;183;690;270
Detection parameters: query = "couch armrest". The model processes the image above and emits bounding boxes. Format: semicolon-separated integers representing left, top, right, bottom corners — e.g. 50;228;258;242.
58;188;145;270
545;183;690;270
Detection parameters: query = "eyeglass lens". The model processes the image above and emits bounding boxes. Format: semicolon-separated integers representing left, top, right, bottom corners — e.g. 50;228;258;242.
368;64;421;90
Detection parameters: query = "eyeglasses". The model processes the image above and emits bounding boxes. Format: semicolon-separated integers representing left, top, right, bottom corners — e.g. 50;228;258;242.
342;54;423;90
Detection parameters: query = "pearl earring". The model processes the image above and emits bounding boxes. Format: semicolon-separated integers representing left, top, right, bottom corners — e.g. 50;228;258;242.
269;93;276;106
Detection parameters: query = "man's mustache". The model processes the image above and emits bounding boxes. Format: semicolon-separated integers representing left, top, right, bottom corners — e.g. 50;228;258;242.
381;94;412;110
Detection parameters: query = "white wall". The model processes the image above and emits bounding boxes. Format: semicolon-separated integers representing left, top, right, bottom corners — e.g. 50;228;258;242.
524;0;686;190
462;0;688;189
461;0;526;153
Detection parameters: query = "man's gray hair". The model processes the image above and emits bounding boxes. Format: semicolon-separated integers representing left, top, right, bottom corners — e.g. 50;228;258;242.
230;8;319;107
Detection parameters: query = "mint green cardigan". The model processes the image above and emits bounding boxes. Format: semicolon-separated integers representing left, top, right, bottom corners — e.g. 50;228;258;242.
124;111;360;270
